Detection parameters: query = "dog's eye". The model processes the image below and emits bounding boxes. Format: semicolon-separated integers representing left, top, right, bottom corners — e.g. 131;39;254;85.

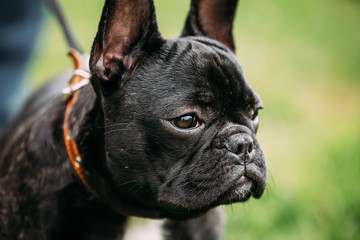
252;107;263;133
251;107;263;120
252;109;259;120
171;115;200;129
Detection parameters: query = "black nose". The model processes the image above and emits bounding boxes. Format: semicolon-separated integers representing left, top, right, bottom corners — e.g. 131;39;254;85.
224;133;254;155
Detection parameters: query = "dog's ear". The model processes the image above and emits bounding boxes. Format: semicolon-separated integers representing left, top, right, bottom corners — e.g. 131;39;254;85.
181;0;238;52
90;0;163;82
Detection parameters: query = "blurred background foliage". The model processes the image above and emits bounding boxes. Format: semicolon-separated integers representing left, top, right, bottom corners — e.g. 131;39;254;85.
25;0;360;239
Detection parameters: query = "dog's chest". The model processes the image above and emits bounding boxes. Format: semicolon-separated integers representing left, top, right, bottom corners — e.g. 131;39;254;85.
123;217;165;240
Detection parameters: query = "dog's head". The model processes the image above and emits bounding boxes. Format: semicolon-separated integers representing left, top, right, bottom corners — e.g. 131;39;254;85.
89;0;266;219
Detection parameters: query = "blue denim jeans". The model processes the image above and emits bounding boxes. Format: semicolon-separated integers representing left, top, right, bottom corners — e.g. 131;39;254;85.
0;0;43;133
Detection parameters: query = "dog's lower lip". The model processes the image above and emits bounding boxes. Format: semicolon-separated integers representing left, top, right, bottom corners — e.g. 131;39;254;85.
216;175;255;204
235;176;254;196
239;175;247;183
237;175;252;188
245;173;266;199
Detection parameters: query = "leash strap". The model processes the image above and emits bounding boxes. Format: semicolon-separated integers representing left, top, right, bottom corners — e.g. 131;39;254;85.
63;48;95;194
45;0;82;52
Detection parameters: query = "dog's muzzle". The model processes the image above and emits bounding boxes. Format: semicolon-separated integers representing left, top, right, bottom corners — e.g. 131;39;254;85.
213;124;267;199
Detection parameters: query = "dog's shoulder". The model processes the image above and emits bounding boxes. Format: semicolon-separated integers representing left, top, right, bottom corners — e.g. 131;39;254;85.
0;72;74;204
0;73;70;161
18;70;72;122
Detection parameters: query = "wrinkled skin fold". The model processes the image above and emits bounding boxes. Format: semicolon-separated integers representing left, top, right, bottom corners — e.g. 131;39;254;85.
0;0;266;239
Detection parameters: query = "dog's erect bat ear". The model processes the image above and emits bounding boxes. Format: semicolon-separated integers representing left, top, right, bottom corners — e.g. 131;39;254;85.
90;0;163;81
181;0;238;52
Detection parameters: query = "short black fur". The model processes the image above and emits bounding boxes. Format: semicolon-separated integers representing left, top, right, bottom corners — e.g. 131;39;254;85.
0;0;266;239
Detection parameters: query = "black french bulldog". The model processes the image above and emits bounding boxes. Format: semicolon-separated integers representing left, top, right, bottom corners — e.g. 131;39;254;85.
0;0;266;239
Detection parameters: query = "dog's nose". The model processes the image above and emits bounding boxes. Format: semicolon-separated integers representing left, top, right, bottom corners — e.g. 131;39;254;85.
224;133;254;155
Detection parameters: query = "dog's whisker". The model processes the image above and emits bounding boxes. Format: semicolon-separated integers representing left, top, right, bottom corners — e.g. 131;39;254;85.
112;180;138;189
104;128;127;134
1;0;267;238
125;184;141;194
106;123;132;128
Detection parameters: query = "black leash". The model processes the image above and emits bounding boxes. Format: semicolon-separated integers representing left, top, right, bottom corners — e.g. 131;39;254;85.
44;0;82;53
45;1;93;193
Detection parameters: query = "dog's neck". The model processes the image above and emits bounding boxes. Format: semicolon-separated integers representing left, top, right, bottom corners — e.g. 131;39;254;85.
67;84;103;158
64;83;169;218
65;84;112;195
64;84;138;215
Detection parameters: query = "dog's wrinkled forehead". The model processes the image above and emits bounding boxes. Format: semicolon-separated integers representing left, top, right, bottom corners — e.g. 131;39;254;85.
89;0;263;120
134;37;261;112
173;37;245;87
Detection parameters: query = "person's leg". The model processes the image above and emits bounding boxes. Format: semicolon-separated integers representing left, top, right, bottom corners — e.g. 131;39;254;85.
0;0;43;133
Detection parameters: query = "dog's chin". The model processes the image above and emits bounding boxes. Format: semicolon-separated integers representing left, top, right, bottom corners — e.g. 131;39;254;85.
158;202;212;220
216;176;255;204
106;176;260;220
158;176;256;220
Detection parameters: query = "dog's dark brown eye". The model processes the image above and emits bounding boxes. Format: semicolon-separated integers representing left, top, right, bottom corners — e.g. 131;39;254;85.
171;115;200;129
252;107;263;120
252;109;259;120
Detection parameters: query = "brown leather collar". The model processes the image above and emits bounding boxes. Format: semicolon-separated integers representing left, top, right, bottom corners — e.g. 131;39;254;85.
63;48;96;194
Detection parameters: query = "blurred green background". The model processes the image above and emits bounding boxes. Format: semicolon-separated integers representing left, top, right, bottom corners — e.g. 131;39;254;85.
26;0;360;239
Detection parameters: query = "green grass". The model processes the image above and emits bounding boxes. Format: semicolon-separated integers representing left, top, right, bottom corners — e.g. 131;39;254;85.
27;0;360;239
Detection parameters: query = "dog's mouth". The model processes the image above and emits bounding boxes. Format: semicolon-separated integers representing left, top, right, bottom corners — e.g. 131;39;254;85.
216;176;256;204
158;175;260;219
